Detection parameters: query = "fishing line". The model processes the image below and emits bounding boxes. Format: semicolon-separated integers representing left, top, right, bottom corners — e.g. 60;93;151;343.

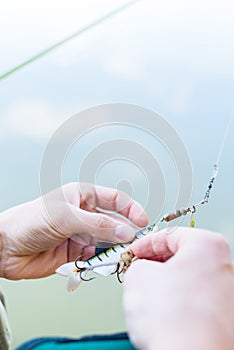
0;0;140;81
215;113;233;167
159;114;233;226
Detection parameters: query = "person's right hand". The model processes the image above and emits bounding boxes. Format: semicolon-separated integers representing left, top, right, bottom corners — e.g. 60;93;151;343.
123;227;234;350
0;182;148;280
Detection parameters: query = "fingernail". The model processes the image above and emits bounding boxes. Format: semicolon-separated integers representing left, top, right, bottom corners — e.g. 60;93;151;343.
115;225;135;242
136;212;148;226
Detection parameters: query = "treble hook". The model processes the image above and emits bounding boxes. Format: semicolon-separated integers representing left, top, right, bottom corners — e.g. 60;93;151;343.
74;256;95;282
111;262;120;275
117;268;124;283
113;262;125;283
80;269;95;282
75;254;85;269
110;262;124;283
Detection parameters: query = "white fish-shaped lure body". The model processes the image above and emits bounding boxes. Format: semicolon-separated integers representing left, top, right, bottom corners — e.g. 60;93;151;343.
56;223;158;291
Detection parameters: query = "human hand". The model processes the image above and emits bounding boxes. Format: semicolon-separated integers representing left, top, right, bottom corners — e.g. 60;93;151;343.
0;182;148;280
123;227;234;350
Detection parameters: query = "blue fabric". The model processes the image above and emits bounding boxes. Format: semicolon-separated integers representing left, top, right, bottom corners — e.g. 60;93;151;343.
15;332;136;350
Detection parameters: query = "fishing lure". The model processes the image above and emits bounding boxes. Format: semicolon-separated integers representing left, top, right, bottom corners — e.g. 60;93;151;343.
56;223;158;291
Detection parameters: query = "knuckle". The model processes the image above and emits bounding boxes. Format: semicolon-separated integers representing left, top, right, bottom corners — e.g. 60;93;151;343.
95;214;113;229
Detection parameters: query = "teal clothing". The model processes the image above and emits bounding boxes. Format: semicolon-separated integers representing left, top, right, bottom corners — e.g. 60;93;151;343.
16;333;135;350
0;287;11;349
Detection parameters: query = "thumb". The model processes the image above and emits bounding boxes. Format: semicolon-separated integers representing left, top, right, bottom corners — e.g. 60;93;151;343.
129;229;174;261
65;206;136;243
129;226;229;263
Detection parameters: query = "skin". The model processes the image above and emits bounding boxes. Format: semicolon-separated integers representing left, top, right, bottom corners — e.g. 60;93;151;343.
1;186;233;349
0;182;148;279
123;227;234;350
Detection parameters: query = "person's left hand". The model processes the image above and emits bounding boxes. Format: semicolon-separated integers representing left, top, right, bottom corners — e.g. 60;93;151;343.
0;182;148;280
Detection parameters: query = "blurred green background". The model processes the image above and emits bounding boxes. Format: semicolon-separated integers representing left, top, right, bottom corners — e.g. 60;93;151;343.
0;0;234;348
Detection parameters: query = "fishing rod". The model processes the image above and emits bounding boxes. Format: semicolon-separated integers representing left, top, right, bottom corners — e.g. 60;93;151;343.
0;0;140;81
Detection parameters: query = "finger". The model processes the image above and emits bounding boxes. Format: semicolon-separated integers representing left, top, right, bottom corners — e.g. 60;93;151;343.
129;227;204;258
79;183;148;227
67;240;95;262
129;231;174;261
129;227;231;263
65;206;136;243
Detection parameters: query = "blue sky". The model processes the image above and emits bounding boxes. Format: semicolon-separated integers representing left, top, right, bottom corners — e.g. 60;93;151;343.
0;0;234;346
